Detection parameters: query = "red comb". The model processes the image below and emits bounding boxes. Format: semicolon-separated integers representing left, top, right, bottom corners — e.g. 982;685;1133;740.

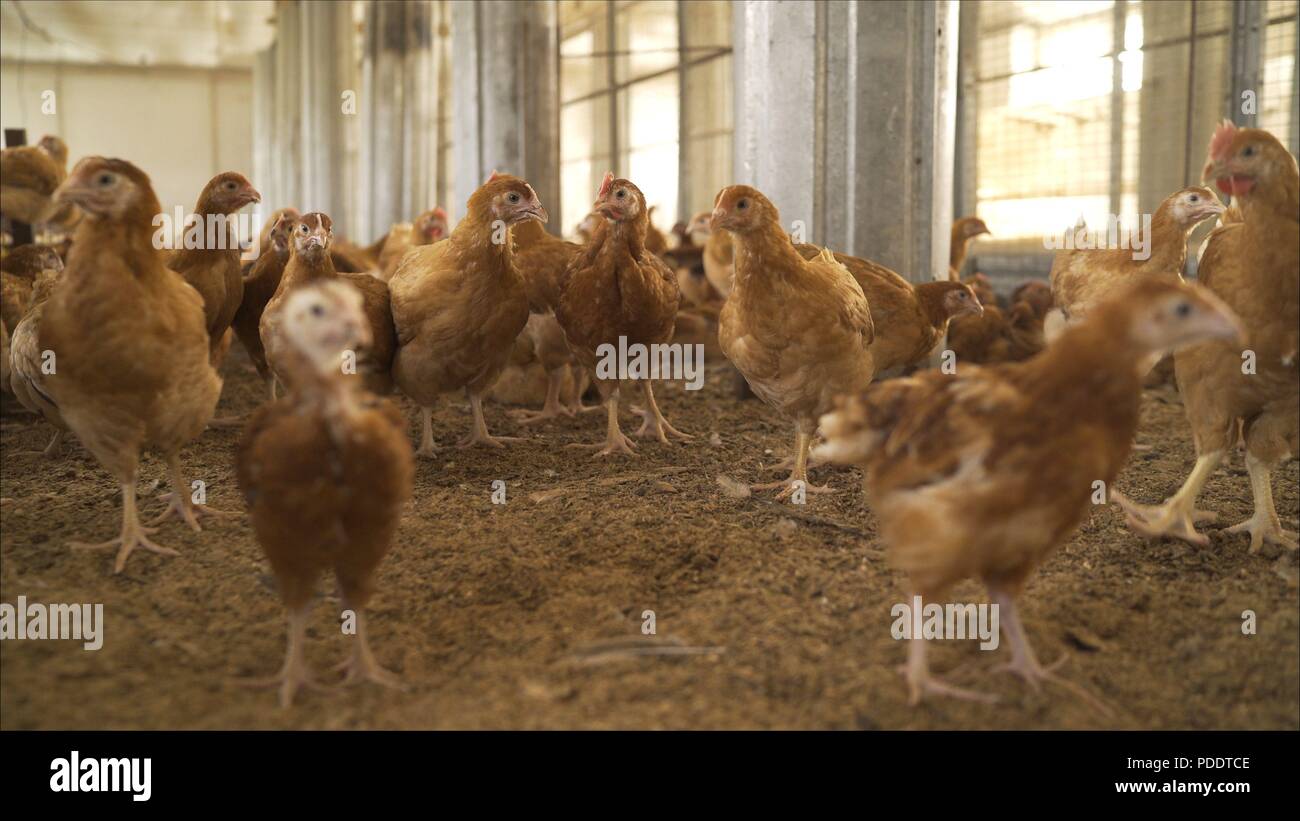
1208;120;1237;163
432;207;447;220
486;170;501;184
597;171;615;198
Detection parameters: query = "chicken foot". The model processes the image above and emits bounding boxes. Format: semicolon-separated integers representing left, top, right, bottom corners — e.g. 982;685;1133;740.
901;628;998;706
236;605;330;708
989;589;1115;717
1225;452;1299;553
69;479;179;574
630;381;693;443
750;430;835;500
415;406;437;459
1111;452;1223;546
333;605;405;692
150;453;235;531
508;368;572;424
568;390;637;457
457;392;524;448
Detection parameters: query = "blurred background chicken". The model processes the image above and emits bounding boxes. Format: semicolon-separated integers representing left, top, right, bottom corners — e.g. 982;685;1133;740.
389;174;541;455
553;173;687;456
1045;186;1224;344
1115;123;1299;553
233;209;299;401
715;185;874;497
948;215;990;278
7;263;67;457
0;136;66;226
817;280;1243;707
41;157;223;573
261;212;396;397
237;281;413;707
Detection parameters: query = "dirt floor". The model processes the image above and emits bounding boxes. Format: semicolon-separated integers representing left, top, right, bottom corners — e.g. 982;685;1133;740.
1;344;1297;730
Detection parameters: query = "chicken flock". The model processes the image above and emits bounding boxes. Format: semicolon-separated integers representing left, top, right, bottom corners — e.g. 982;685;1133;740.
0;120;1295;712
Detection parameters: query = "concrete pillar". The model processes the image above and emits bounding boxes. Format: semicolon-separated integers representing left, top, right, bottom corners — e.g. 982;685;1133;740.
733;0;958;284
452;0;560;229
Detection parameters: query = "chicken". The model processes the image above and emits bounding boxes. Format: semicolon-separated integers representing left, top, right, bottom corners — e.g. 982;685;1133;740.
8;266;68;457
261;213;396;396
794;244;982;375
41;157;223;573
645;205;669;258
554;173;688;456
167;172;262;360
1011;279;1053;321
2;245;63;338
963;272;998;308
377;207;450;281
233;210;298;400
34;135;79;233
237;281;413;707
1115;123;1300;552
1045;186;1224;343
815;279;1243;706
714;185;874;497
701;212;736;299
947;301;1045;365
507;216;591;423
390;174;541;455
949;216;990;277
0;141;64;225
671;211;723;309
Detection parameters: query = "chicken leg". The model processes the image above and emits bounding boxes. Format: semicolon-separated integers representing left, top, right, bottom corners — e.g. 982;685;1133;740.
415;406;436;459
69;478;179;574
990;588;1114;716
632;381;692;442
1111;452;1223;546
901;607;998;706
569;386;637;457
335;606;404;691
750;428;835;500
151;453;234;530
1225;452;1298;552
509;368;571;425
237;604;325;708
457;392;523;448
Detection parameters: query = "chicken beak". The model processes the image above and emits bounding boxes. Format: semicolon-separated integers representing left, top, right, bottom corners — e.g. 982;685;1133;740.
245;187;262;206
709;207;726;231
520;203;548;224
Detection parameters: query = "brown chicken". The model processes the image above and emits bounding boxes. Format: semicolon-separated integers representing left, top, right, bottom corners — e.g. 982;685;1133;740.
1115;123;1299;552
554;173;688;456
949;216;990;277
41;157;223;573
815;279;1242;706
237;281;413;706
233;210;298;400
374;207;450;281
261;213;396;396
508;216;590;423
167;172;262;359
700;211;736;299
0;141;64;225
645;205;669;258
8;266;68;457
1011;279;1053;321
947;301;1045;365
390;174;541;455
2;245;63;337
794;244;983;375
1045;186;1223;342
715;185;874;497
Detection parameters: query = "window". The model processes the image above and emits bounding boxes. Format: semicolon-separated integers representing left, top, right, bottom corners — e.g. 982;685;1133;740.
964;0;1298;280
558;0;732;236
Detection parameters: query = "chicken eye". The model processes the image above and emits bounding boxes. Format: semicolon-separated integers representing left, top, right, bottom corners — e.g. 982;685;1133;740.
1188;194;1199;202
224;181;237;190
737;199;748;210
300;224;309;233
96;173;115;187
508;192;521;204
1174;301;1192;318
615;189;626;199
310;304;325;317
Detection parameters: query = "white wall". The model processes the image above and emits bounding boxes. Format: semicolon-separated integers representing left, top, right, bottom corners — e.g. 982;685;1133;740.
1;60;254;215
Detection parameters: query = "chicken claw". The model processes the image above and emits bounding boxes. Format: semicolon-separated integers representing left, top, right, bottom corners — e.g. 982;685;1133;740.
333;610;406;693
750;477;836;500
1110;490;1216;547
629;382;692;443
1225;513;1299;554
570;393;638;457
994;653;1116;718
69;481;179;574
458;393;522;448
151;492;235;532
235;607;330;708
900;640;998;706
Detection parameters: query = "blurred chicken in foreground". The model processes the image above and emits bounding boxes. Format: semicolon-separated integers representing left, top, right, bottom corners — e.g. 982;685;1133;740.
816;279;1243;708
237;281;413;707
1115;123;1299;552
716;185;874;497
